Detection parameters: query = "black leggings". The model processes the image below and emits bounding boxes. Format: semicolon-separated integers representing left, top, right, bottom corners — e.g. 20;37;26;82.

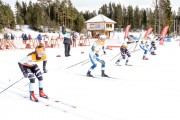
23;64;43;83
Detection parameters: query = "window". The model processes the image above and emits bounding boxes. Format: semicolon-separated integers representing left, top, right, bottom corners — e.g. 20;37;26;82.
106;24;112;28
90;24;100;29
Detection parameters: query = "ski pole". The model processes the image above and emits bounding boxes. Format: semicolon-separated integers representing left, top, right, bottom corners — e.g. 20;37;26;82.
133;33;142;51
81;60;90;66
0;77;24;94
109;53;120;61
66;59;89;69
24;81;29;87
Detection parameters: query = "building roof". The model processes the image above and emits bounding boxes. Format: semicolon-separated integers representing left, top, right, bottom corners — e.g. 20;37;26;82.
85;14;116;23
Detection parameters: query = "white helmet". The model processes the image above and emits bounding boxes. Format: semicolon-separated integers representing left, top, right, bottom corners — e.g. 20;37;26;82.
99;35;106;40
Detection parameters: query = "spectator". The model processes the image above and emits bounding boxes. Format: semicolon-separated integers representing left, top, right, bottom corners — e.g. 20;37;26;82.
11;33;15;40
72;32;77;47
4;32;16;49
37;34;42;45
62;25;72;57
22;33;28;44
0;33;5;49
28;33;32;40
44;34;49;47
10;32;17;48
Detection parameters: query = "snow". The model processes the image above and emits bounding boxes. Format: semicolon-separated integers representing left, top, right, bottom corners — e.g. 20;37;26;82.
0;33;180;120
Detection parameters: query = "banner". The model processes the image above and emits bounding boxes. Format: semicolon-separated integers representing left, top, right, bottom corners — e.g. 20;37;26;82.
160;26;169;45
144;27;153;38
124;25;131;39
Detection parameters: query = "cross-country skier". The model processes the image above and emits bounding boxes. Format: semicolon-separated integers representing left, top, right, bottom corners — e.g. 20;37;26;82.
18;45;48;102
115;43;131;66
139;40;149;60
155;35;163;48
115;36;133;66
149;40;157;55
86;34;109;77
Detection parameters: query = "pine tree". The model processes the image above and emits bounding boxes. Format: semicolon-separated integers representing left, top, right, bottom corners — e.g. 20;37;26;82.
127;5;134;29
115;3;123;31
134;6;140;30
98;4;108;16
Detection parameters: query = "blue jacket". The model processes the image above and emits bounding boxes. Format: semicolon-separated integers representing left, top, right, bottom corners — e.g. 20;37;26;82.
37;35;42;40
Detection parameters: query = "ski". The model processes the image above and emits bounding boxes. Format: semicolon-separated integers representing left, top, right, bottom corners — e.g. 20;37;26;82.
24;96;48;104
48;97;77;108
115;64;122;66
24;95;77;108
115;64;133;66
24;96;49;105
23;96;68;113
125;64;133;66
76;74;118;80
95;75;118;79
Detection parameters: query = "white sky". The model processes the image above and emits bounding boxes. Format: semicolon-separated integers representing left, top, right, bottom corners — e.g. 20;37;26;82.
71;0;180;12
4;0;180;12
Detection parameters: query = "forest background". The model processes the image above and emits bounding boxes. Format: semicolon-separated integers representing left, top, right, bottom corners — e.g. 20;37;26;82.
0;0;180;35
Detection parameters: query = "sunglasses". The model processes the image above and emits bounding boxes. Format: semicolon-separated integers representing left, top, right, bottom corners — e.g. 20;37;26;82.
38;51;45;56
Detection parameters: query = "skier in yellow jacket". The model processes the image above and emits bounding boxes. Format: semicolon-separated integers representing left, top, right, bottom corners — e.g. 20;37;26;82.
18;45;48;102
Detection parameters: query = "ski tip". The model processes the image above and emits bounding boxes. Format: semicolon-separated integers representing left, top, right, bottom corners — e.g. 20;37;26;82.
55;100;60;103
125;65;133;66
115;64;122;66
72;106;77;108
56;55;61;57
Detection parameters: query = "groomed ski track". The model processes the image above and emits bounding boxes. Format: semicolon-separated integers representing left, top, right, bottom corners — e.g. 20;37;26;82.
0;39;180;120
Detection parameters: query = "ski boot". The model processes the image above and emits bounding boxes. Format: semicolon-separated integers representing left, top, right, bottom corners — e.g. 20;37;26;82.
125;60;132;66
143;56;148;60
115;59;121;66
125;60;129;65
101;70;109;77
30;91;38;102
151;52;156;55
86;71;93;77
39;89;48;99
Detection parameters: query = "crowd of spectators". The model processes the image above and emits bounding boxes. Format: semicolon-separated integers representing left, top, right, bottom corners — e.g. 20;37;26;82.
0;29;89;52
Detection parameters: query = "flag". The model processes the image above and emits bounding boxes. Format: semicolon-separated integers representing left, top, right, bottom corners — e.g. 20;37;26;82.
144;27;153;38
160;26;169;45
124;25;131;39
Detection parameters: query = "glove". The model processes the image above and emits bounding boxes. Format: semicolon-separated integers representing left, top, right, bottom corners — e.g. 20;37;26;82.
43;67;48;73
127;54;131;57
23;71;28;78
154;46;157;50
91;46;95;51
122;54;126;59
103;51;106;55
95;53;99;57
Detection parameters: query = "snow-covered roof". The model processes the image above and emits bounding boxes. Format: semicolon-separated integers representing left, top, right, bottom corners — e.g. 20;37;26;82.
85;14;116;23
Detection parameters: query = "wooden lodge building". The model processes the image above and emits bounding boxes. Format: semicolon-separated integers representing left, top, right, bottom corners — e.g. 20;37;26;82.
85;14;116;38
